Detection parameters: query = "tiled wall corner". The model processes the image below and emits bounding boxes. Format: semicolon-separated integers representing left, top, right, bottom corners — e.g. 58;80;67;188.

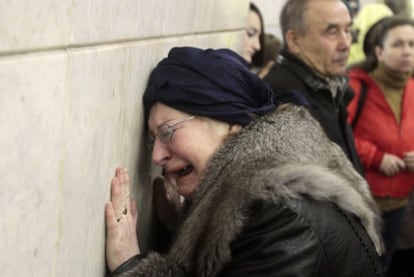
0;1;72;53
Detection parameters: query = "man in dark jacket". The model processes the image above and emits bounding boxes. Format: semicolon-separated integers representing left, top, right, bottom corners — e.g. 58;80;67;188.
264;0;363;174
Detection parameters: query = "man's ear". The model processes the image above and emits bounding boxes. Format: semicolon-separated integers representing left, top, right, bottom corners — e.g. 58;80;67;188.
285;30;301;55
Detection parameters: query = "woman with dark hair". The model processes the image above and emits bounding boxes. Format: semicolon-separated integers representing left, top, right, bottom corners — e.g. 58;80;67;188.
240;3;264;66
105;47;383;276
347;16;414;275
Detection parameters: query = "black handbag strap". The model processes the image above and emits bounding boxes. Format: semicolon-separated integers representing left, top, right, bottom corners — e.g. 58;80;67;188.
351;80;368;128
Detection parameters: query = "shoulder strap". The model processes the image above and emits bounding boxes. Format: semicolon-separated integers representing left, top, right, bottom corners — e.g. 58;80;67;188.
351;80;368;128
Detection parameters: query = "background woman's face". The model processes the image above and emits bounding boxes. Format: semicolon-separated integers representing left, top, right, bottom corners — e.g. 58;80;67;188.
148;103;231;198
376;25;414;73
241;10;262;63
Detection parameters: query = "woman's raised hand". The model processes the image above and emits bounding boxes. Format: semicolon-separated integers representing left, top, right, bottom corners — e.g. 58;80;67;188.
105;167;140;272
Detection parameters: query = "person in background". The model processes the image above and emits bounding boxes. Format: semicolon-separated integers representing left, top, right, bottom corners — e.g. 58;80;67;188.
240;2;264;65
263;0;363;174
389;190;414;277
342;0;360;18
346;16;414;276
384;0;412;18
257;33;283;79
105;47;383;276
347;3;394;65
242;3;282;79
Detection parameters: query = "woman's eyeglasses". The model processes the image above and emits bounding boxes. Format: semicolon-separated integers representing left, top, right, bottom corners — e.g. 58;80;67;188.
147;116;195;149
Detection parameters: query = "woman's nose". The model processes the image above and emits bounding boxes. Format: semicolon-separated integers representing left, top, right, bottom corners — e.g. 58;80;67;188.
253;36;261;51
151;139;171;166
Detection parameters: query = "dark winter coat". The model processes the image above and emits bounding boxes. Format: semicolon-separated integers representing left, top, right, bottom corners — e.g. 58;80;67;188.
263;51;364;175
114;104;383;277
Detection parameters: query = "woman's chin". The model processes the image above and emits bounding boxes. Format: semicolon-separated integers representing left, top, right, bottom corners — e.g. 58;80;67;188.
176;178;198;198
174;169;201;198
177;185;195;199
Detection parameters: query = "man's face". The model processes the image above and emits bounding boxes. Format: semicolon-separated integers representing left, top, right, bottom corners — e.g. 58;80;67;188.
292;0;352;77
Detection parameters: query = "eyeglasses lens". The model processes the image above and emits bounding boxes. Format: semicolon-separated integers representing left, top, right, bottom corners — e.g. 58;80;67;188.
147;116;194;149
157;124;173;143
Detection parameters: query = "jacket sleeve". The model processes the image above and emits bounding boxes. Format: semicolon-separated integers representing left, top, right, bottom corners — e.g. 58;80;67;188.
111;254;144;276
347;78;384;170
354;135;385;170
219;200;325;277
110;252;183;277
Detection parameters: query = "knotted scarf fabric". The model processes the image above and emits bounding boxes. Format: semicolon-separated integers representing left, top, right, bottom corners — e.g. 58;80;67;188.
143;47;276;126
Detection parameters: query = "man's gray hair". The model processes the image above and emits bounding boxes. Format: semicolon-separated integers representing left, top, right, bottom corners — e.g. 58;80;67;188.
280;0;311;45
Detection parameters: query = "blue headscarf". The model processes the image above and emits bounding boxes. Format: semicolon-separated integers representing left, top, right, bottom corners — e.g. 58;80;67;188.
143;47;307;126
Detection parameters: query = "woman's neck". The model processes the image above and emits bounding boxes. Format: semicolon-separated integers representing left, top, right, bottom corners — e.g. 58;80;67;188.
371;62;410;89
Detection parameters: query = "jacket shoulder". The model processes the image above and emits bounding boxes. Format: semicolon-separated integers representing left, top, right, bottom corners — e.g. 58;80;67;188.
263;62;305;89
222;197;382;276
221;199;325;276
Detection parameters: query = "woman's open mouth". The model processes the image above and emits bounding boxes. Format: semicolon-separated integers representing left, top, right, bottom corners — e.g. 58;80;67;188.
177;166;193;178
165;165;194;184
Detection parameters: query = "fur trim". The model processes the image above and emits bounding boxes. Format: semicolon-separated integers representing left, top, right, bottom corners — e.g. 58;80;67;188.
193;104;382;254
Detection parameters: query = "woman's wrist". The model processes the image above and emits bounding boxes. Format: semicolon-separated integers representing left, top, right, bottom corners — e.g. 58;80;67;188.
111;254;144;276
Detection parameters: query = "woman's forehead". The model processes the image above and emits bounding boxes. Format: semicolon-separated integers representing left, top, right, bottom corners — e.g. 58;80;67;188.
148;103;187;126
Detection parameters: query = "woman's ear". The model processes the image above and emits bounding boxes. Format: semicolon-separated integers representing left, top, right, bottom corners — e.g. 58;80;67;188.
229;124;242;134
375;45;383;62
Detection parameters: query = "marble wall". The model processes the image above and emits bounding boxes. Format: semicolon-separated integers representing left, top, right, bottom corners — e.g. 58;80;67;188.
0;0;257;276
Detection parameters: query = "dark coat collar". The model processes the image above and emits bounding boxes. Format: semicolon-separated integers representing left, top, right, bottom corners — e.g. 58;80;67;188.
278;50;350;104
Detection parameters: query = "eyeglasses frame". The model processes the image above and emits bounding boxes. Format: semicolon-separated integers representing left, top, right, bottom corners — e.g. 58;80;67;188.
147;116;195;149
